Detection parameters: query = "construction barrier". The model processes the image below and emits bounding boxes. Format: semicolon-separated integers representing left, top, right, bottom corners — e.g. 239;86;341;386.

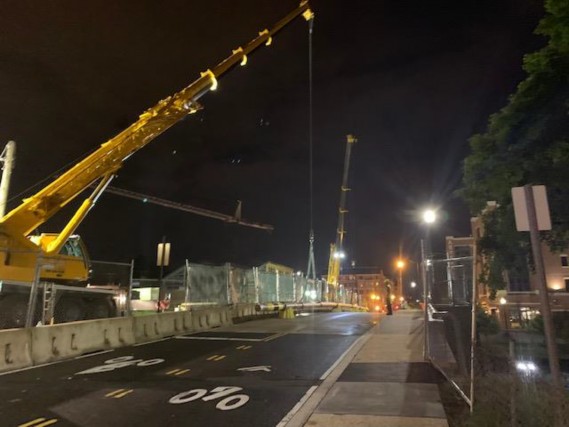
31;317;135;365
0;328;33;372
0;304;258;373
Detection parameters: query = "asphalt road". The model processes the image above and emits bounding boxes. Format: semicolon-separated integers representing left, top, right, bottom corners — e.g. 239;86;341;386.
0;312;377;427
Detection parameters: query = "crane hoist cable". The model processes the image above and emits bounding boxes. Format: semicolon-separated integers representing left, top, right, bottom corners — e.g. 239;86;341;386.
305;14;317;283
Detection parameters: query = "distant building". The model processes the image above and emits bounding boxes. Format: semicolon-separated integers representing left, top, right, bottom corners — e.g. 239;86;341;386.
258;261;294;276
337;268;397;311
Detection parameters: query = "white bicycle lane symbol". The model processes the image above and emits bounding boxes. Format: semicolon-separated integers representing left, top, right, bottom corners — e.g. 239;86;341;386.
75;355;165;375
75;357;251;411
169;386;250;411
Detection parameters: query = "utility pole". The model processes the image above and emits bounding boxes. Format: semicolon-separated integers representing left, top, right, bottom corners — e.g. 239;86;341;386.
0;141;16;217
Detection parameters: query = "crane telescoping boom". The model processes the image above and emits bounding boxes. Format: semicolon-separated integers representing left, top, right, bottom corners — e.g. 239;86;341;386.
326;135;356;301
1;1;312;255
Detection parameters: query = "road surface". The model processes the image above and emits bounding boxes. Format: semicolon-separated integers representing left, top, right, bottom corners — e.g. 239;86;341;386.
1;312;377;427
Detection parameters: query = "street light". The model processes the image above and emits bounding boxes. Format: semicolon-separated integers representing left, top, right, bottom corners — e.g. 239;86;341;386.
423;209;436;224
333;250;346;259
421;207;437;359
395;258;406;299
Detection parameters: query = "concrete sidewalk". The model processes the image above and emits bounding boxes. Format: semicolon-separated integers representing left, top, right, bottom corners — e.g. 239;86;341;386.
293;310;449;426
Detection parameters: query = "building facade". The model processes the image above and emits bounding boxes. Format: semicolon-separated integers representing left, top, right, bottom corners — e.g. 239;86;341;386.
337;268;398;311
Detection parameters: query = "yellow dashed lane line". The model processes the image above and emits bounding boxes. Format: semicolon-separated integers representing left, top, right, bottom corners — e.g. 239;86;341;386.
18;418;58;427
105;388;133;399
207;355;226;361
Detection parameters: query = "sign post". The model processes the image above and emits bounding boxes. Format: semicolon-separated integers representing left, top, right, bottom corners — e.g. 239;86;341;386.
512;185;561;391
157;236;171;312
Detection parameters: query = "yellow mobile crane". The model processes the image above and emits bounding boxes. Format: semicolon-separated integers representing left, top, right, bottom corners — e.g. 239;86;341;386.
0;2;313;327
326;134;356;301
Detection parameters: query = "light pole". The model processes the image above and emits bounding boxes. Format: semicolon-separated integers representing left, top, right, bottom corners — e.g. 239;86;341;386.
395;259;405;298
421;208;437;360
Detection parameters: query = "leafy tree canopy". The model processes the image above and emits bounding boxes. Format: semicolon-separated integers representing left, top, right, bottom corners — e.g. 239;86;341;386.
461;0;569;291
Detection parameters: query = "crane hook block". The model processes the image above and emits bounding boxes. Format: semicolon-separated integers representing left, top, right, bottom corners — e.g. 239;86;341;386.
232;47;248;66
200;69;218;91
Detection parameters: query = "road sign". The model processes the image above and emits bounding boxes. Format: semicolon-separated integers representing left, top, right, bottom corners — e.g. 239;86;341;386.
157;242;171;266
512;185;551;231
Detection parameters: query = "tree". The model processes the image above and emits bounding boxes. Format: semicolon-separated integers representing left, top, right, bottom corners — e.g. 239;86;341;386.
461;0;569;292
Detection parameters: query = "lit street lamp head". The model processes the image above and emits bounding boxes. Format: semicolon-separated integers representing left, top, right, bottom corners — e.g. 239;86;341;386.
396;259;405;269
422;209;436;224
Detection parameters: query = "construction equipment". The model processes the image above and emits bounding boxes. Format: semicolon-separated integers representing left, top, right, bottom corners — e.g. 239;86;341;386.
326;134;357;301
104;186;273;231
0;2;313;328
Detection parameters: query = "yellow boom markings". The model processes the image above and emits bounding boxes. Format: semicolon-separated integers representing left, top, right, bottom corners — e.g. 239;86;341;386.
236;345;252;350
166;368;191;376
105;388;134;399
18;418;58;427
207;354;226;361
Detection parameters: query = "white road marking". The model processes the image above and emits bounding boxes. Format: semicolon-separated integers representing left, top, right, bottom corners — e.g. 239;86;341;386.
275;386;318;427
237;365;271;372
73;349;114;360
0;348;116;377
132;337;171;347
175;336;262;342
169;386;250;411
319;333;368;380
263;332;287;342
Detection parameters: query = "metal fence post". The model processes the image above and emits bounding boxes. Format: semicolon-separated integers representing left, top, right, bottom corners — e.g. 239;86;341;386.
421;239;429;360
254;267;260;304
226;262;231;305
276;271;280;301
469;244;477;413
25;255;43;328
184;259;191;304
127;259;135;316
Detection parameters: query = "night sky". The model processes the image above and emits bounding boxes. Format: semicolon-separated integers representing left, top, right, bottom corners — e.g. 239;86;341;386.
0;0;543;277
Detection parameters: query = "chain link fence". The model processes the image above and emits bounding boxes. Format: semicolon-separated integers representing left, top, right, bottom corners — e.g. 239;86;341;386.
130;261;345;310
425;252;569;426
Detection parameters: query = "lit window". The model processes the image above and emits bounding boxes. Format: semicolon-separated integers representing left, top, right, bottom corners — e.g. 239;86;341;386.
562;255;568;267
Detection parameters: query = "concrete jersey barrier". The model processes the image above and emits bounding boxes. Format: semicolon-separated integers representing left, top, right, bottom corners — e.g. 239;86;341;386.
0;303;260;373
